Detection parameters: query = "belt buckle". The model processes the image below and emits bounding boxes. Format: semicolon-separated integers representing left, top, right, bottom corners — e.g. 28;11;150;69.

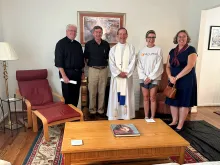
93;66;100;69
92;66;106;69
99;66;105;69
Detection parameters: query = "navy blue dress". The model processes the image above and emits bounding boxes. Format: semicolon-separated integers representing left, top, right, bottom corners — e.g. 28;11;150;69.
165;46;197;107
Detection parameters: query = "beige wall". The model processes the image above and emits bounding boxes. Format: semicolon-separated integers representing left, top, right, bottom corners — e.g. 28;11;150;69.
0;0;220;111
0;0;5;97
0;0;2;42
0;1;4;97
197;6;220;106
0;0;7;122
0;0;188;111
187;0;220;47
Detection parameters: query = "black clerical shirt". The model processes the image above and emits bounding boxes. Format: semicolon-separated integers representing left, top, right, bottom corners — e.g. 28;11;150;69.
55;37;84;70
84;39;110;67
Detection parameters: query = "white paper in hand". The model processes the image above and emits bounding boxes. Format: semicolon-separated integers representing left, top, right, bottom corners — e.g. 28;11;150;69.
145;118;156;123
7;98;20;101
60;78;77;84
71;140;83;146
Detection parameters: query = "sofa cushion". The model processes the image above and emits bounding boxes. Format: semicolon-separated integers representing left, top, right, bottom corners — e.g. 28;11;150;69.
37;105;81;124
18;79;53;106
157;93;166;101
32;102;64;110
157;101;171;114
16;69;47;81
158;64;168;93
16;69;53;106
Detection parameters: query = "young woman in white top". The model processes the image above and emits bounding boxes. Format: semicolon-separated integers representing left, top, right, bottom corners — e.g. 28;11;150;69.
137;30;164;119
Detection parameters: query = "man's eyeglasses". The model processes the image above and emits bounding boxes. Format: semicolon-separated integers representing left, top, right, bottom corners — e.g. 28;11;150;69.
68;30;77;33
146;37;156;39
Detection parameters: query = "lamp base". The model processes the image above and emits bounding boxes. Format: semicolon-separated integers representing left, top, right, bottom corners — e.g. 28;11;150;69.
5;123;23;130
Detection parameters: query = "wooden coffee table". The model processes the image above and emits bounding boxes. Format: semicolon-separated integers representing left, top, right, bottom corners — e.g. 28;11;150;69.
61;119;189;165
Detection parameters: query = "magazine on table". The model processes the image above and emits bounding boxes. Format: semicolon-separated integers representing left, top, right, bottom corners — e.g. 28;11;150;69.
110;124;140;137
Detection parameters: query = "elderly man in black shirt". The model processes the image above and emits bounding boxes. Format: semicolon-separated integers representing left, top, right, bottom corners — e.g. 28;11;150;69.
84;26;110;116
55;24;84;106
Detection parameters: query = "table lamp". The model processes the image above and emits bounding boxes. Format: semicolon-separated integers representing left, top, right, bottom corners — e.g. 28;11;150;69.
0;42;19;129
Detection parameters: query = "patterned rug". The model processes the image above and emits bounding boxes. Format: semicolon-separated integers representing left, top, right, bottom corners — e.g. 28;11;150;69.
23;124;208;165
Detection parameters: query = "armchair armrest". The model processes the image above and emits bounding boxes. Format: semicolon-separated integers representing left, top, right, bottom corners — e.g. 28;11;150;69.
16;89;32;107
16;89;22;98
16;89;33;128
52;91;65;102
68;104;84;121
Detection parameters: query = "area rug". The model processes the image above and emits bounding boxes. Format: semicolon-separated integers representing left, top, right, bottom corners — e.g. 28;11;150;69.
23;124;208;165
22;125;64;165
178;120;220;161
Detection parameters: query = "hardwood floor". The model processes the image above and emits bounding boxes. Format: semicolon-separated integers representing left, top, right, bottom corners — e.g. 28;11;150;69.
0;106;220;165
187;107;220;129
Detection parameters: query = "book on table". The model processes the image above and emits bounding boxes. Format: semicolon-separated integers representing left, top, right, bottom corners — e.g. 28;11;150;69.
110;124;140;137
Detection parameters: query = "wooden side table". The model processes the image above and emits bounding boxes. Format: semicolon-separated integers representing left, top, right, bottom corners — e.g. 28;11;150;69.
1;95;26;136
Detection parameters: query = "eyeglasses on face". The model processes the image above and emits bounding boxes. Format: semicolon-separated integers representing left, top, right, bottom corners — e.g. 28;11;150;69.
146;37;156;39
68;30;77;33
178;36;186;39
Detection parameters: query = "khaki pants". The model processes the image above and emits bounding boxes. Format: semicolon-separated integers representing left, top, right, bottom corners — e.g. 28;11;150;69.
88;67;108;113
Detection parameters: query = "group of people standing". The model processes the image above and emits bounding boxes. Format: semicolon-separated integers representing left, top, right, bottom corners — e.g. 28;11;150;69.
55;24;197;131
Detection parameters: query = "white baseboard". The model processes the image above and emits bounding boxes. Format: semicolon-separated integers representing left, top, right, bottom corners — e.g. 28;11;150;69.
198;103;220;106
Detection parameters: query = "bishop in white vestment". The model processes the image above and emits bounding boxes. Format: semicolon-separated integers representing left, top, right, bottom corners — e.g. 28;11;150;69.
107;28;136;120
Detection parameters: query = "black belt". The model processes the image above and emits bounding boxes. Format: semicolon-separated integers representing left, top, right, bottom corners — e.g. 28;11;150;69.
90;66;107;69
64;68;81;71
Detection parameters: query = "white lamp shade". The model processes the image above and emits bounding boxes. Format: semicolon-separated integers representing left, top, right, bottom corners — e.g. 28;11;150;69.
0;42;18;61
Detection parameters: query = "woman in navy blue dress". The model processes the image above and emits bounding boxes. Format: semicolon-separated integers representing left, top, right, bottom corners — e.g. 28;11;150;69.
165;30;197;132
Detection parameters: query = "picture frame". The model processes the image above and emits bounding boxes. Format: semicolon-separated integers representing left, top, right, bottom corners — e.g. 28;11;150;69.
208;26;220;50
77;11;126;46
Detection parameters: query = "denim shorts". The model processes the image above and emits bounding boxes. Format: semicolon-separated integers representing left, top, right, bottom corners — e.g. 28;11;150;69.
140;83;158;89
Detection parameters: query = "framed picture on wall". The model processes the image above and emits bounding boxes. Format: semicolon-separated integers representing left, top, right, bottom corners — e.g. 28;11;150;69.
77;11;126;46
208;26;220;50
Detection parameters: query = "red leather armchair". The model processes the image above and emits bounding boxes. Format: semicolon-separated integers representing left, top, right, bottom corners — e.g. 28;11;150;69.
16;69;83;141
156;64;171;114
